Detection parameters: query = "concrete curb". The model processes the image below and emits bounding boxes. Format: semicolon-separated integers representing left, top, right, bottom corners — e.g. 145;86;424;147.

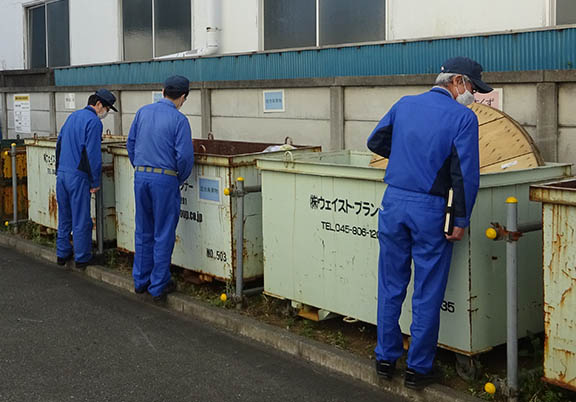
0;232;481;402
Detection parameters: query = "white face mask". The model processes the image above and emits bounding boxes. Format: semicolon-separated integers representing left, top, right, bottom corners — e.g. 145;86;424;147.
98;110;109;120
455;77;475;106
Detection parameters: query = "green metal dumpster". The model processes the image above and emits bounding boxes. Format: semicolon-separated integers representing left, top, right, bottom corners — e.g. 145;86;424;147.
530;179;576;392
25;135;125;241
258;150;571;356
111;139;320;282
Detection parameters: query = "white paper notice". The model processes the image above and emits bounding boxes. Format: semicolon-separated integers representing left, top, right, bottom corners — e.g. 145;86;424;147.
14;94;31;134
65;93;76;109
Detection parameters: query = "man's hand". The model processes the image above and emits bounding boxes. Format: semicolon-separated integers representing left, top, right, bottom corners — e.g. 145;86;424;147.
90;187;100;193
445;226;465;241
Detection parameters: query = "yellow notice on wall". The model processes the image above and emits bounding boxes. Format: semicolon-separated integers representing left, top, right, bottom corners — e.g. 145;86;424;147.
13;94;31;134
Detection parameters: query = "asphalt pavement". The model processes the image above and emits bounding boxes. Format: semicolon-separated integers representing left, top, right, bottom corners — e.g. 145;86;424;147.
0;245;405;402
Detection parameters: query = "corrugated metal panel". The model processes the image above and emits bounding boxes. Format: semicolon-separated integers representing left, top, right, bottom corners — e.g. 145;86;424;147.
55;27;576;86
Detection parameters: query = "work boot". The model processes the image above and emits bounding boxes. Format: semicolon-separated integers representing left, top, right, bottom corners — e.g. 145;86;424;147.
375;360;396;380
152;280;177;303
57;254;73;266
404;367;440;390
134;282;150;294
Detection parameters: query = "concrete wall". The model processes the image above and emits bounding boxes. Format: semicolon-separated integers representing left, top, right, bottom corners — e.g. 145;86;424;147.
5;92;52;139
558;83;576;163
120;90;202;138
387;0;551;40
2;76;576;166
211;88;331;149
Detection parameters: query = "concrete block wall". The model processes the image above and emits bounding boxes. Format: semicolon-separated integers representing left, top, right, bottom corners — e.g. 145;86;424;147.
558;84;576;164
2;74;576;167
5;92;52;139
211;88;331;149
120;90;202;138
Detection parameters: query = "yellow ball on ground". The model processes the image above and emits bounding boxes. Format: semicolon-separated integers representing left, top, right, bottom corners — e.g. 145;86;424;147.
220;293;227;302
484;382;496;395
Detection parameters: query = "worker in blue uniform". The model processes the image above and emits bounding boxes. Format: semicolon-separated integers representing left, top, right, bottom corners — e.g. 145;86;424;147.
127;75;194;302
56;89;117;269
367;57;492;390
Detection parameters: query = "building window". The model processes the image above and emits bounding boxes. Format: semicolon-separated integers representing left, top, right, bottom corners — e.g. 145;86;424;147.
122;0;191;61
264;0;385;50
556;0;576;25
27;0;70;68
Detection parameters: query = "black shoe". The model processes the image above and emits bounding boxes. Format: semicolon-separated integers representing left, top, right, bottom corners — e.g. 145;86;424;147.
74;259;93;271
404;368;440;390
57;254;73;266
134;284;149;294
152;280;177;302
376;360;396;380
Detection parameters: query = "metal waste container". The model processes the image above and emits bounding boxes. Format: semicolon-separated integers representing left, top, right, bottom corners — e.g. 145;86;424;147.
530;179;576;392
258;150;571;356
25;134;125;241
111;139;320;281
0;139;27;222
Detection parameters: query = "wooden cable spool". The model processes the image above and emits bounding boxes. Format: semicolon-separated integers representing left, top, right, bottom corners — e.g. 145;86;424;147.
369;103;544;173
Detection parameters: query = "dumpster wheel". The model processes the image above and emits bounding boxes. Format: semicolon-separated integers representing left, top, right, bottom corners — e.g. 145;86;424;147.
454;353;481;380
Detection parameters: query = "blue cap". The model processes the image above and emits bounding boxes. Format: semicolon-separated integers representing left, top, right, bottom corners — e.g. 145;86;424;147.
440;57;492;94
94;89;118;112
164;75;190;92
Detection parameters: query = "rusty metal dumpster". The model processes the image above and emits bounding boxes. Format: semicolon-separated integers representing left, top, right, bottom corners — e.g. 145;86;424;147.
0;140;27;222
530;179;576;392
111;139;320;282
25;135;125;241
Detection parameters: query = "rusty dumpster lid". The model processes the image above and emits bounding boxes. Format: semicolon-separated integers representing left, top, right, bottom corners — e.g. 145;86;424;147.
530;177;576;204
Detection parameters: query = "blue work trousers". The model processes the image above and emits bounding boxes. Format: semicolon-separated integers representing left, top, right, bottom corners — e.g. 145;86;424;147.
132;171;181;297
375;186;454;374
56;172;93;263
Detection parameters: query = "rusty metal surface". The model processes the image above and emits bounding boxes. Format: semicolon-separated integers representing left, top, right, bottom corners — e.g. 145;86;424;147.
535;179;576;392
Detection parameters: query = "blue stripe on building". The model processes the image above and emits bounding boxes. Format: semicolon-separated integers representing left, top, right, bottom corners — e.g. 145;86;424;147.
55;27;576;86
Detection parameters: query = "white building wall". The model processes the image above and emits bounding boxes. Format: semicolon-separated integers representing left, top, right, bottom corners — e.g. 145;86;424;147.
387;0;552;40
193;0;259;54
0;1;26;70
69;0;121;66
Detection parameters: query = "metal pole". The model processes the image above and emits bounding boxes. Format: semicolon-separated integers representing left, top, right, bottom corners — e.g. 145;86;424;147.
95;188;104;255
11;143;18;234
235;177;245;308
506;196;518;402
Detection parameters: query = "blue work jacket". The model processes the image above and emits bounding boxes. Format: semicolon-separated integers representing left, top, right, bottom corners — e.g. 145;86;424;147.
127;98;194;185
56;106;103;189
367;87;480;228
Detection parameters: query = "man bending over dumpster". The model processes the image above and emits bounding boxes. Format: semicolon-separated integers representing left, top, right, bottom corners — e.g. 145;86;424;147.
367;57;492;390
127;75;194;302
56;89;117;270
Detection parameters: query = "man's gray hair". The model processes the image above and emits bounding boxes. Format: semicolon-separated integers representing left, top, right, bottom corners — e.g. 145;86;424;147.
435;72;470;88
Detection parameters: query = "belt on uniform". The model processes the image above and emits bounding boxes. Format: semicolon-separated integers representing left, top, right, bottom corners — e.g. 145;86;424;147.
136;166;177;176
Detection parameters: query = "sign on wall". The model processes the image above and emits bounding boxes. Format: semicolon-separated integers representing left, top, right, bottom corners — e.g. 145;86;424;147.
198;176;221;203
263;90;285;113
474;88;503;111
13;94;31;134
152;91;163;104
64;93;76;109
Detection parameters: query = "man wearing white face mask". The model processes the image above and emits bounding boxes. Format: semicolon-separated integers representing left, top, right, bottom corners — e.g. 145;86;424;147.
367;57;492;389
55;89;117;269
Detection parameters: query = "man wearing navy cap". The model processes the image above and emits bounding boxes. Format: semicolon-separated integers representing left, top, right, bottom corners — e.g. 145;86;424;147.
367;57;492;389
56;89;117;269
127;75;194;302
